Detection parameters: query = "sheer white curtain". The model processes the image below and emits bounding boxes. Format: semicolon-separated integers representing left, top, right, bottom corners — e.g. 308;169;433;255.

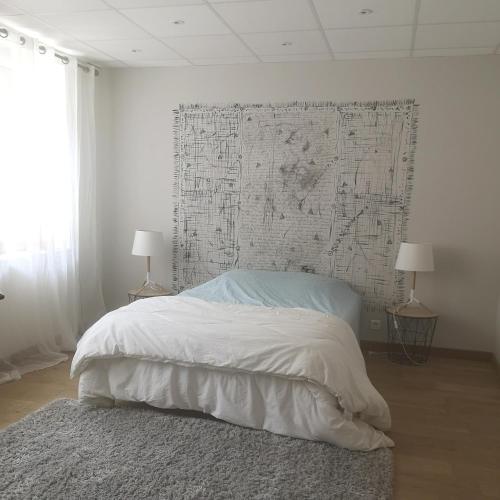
77;64;106;333
0;36;105;383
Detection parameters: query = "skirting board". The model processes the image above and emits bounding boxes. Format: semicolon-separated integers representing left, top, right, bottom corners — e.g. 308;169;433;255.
360;340;494;362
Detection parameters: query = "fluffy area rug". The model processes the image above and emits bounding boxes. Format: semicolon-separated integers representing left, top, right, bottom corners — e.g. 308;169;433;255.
0;399;392;499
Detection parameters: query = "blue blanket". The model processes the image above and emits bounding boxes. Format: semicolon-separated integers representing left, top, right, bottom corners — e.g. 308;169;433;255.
180;270;361;339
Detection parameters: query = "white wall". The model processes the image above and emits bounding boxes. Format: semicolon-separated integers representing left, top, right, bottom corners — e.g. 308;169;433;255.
96;55;500;353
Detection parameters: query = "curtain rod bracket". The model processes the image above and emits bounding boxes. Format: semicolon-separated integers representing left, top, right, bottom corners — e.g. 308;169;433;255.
0;26;100;76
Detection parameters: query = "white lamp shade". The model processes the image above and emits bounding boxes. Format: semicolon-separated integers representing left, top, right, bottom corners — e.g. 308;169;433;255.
132;230;165;257
395;242;434;272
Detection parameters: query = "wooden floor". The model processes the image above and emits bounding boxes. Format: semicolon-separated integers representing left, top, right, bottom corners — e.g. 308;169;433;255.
0;354;499;499
0;358;77;429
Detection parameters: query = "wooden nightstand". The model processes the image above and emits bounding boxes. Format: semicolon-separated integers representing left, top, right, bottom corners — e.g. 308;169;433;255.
385;306;438;365
128;287;174;303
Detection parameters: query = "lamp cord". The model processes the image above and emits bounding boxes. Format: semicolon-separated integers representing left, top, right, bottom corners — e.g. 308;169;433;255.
391;312;426;366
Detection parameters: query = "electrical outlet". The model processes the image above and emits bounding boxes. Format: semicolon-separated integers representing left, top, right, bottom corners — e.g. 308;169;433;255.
370;319;381;331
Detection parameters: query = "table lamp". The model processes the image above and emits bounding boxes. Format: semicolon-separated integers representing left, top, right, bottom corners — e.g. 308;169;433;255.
132;230;168;293
395;242;434;311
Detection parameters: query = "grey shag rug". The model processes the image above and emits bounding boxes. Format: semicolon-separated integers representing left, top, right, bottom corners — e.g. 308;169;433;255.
0;399;392;499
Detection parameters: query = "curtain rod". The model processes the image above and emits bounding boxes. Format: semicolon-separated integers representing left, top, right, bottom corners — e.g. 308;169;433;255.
0;27;100;76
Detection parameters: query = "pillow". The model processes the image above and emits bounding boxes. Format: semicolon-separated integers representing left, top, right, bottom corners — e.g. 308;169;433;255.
180;270;361;338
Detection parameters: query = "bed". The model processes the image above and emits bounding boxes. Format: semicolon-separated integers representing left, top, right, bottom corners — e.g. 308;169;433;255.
71;270;393;451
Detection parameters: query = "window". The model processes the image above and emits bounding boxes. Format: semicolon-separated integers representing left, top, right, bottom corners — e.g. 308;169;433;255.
0;42;76;256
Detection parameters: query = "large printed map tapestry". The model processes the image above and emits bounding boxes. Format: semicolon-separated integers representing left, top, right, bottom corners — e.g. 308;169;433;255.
173;100;418;310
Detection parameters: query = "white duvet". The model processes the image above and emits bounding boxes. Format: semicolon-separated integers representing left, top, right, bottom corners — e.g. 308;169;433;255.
71;296;393;450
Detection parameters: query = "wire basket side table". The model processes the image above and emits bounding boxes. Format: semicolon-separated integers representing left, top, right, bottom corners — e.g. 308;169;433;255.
385;306;438;365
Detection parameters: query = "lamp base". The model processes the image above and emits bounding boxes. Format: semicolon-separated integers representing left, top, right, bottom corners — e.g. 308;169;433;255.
136;280;171;295
395;289;431;314
135;270;171;295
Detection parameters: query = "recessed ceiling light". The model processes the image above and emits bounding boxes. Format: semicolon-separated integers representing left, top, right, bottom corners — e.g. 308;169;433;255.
173;19;185;25
281;41;292;46
359;8;373;15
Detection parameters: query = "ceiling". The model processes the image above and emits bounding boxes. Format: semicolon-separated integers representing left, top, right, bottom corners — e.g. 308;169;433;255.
0;0;499;67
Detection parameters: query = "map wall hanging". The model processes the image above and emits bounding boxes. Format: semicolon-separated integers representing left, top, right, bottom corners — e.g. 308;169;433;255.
173;100;418;310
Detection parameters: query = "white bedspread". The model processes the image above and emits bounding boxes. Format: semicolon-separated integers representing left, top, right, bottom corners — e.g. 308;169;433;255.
72;296;393;450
